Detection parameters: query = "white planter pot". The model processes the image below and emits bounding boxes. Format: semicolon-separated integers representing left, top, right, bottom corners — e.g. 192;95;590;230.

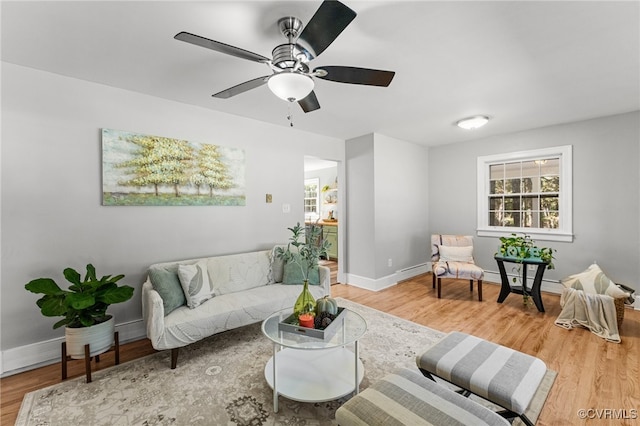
65;316;115;359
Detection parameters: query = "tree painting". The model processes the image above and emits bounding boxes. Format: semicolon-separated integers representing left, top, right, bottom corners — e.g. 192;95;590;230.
102;129;245;206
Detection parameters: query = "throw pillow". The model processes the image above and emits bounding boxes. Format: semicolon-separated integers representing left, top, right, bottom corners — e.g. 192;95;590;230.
269;245;298;284
148;264;186;316
438;245;474;263
177;261;215;308
282;255;320;285
561;263;630;299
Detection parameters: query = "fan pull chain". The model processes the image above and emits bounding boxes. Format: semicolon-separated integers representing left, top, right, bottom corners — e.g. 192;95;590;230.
287;102;294;127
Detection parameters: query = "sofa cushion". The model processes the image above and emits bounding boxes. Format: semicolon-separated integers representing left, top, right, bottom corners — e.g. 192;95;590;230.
269;245;286;284
156;283;327;349
207;250;271;295
148;264;186;316
282;254;320;285
178;261;215;308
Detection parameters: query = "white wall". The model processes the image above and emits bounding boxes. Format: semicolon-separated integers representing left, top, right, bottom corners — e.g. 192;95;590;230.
0;63;344;373
346;133;429;290
428;112;640;294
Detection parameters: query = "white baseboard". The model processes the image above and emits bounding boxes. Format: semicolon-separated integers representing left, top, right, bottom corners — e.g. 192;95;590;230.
482;270;564;295
346;273;397;291
1;319;147;377
345;263;429;292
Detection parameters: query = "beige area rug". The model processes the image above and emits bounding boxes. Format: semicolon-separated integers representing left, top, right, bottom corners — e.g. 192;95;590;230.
17;299;555;425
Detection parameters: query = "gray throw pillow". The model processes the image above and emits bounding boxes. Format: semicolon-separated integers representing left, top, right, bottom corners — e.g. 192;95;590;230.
282;255;320;285
148;264;186;315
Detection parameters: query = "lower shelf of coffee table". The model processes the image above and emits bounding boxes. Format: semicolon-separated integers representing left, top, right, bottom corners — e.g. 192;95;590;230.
264;346;364;403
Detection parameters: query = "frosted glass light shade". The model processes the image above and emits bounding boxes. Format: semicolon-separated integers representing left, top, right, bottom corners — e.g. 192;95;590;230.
268;72;314;102
456;115;489;130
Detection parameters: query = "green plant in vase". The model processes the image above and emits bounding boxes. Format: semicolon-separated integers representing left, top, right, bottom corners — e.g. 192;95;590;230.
496;233;556;306
276;222;330;319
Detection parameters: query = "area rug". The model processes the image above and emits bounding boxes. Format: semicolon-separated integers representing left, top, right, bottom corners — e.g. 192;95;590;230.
16;299;555;425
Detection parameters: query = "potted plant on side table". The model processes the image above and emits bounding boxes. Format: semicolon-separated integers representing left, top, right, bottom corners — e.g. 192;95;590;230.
496;233;555;306
276;222;330;325
25;263;134;360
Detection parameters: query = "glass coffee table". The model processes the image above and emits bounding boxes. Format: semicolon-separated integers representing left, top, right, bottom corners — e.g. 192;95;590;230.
261;307;367;412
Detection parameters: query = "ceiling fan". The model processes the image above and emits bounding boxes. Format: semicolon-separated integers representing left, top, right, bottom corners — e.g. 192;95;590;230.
174;0;395;113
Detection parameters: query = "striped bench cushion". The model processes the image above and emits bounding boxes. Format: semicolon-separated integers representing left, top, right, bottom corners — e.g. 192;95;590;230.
416;331;547;415
336;368;510;426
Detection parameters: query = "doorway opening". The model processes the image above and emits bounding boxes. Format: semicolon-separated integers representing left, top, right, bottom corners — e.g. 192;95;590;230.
304;156;341;285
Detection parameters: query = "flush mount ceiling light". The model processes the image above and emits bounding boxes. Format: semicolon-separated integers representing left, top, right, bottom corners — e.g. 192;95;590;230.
267;72;315;102
456;115;490;130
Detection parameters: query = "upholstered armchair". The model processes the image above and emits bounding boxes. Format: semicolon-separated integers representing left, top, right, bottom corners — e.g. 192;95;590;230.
431;234;484;301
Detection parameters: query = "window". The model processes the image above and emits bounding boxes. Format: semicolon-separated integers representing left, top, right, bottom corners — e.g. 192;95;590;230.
304;178;320;220
477;146;573;242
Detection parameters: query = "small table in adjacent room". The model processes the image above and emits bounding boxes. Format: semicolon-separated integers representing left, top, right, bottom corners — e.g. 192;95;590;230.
261;307;367;413
494;255;549;312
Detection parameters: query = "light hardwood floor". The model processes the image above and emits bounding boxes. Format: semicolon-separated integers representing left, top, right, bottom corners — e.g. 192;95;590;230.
2;275;638;425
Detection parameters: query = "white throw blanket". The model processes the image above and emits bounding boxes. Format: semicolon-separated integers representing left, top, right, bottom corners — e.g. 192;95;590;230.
554;287;620;343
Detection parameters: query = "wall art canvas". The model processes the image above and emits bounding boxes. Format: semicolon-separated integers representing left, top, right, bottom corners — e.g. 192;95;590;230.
102;129;246;206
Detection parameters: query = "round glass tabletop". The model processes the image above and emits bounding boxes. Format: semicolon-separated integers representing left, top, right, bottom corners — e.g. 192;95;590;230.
261;307;367;350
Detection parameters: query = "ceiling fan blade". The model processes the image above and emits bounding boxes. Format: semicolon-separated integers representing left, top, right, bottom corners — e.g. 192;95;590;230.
314;66;395;87
298;91;321;113
298;0;356;58
175;31;270;64
212;75;270;99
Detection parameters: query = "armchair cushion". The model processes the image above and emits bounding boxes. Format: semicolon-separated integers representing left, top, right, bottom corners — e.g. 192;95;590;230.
433;261;484;280
438;245;474;263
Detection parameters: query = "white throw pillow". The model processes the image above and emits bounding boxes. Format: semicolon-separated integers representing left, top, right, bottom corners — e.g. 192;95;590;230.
177;261;215;308
561;263;629;299
438;245;474;263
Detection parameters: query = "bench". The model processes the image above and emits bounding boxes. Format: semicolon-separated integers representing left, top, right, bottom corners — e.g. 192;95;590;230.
416;331;547;426
336;368;510;425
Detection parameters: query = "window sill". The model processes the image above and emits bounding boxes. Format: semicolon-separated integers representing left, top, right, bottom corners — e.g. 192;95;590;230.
477;228;573;243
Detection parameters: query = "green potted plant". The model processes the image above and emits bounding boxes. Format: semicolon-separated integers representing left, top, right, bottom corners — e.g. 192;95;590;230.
276;222;330;318
25;263;134;359
496;233;555;306
496;233;555;268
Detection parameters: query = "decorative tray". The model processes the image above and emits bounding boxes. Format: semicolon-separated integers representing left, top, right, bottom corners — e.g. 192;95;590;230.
278;307;346;340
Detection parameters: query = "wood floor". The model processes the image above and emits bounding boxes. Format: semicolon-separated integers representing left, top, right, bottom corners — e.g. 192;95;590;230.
2;274;638;425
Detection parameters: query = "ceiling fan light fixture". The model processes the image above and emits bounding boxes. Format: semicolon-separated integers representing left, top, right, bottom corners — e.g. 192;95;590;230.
456;115;490;130
268;72;314;102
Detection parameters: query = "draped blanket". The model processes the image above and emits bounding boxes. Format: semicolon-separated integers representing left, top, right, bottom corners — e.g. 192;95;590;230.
554;287;620;343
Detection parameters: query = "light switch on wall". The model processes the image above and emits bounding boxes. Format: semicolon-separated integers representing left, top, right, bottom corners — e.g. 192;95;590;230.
282;203;290;213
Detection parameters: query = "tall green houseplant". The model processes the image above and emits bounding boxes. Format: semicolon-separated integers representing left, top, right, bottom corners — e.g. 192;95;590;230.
276;222;330;316
25;264;134;329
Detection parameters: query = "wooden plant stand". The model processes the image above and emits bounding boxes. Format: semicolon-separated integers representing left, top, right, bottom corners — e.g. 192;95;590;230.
61;331;120;383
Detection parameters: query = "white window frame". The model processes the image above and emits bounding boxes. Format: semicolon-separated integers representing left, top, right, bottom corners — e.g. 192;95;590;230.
304;178;320;221
477;145;573;242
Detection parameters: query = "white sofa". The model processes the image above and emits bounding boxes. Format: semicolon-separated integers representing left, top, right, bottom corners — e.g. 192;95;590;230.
142;248;330;368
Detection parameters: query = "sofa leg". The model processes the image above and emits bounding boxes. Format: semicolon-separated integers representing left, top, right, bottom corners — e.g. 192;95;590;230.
170;348;179;369
478;280;483;301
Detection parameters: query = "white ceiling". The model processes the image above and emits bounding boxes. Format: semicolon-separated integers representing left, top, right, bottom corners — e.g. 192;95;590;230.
2;1;638;147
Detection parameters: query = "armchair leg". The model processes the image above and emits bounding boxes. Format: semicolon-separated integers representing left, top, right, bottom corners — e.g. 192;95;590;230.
469;280;473;292
432;273;435;289
478;280;483;301
437;278;442;299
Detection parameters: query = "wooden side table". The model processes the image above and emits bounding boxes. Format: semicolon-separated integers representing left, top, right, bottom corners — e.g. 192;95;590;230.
494;256;548;312
61;331;120;383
